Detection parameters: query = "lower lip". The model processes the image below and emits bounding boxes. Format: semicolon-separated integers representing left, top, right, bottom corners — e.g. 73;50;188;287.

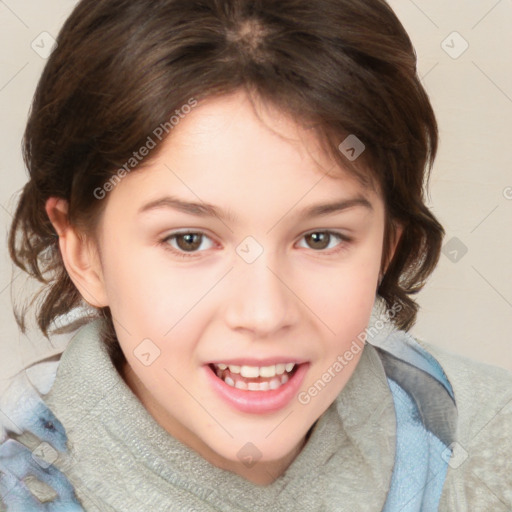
204;363;309;414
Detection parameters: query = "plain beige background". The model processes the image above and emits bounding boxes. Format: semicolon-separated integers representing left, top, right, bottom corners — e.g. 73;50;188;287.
0;0;511;395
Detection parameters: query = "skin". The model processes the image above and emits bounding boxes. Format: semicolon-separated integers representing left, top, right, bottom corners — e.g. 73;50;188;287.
46;90;402;485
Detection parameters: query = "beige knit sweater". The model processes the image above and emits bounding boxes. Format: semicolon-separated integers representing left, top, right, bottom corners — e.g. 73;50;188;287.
2;314;512;511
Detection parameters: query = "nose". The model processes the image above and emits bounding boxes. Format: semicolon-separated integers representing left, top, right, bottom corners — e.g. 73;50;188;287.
224;250;299;337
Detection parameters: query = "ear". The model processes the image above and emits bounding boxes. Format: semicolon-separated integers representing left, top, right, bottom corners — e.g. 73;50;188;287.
388;222;404;266
379;221;404;283
45;197;108;308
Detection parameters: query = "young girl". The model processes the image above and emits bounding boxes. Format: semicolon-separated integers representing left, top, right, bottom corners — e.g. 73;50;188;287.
1;0;511;510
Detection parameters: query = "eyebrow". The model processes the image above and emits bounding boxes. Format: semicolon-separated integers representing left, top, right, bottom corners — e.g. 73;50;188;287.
137;194;373;222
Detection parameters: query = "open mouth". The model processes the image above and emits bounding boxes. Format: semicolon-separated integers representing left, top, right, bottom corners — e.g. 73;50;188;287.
205;361;309;414
209;362;300;391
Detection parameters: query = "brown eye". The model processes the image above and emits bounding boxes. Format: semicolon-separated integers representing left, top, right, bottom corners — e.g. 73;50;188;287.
305;232;331;250
174;233;203;252
298;230;352;254
161;231;215;258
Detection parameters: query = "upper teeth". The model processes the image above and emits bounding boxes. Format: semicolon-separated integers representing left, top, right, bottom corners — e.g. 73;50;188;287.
215;363;296;378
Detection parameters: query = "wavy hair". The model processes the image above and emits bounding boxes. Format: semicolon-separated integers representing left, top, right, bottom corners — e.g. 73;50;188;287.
8;0;444;371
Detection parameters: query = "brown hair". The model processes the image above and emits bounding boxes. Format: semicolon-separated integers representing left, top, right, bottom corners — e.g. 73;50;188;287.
9;0;444;371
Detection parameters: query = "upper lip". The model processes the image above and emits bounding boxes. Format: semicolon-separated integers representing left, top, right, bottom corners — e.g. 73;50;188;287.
207;357;308;366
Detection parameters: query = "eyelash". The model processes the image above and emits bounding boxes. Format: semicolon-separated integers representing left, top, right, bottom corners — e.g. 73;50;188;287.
159;230;353;259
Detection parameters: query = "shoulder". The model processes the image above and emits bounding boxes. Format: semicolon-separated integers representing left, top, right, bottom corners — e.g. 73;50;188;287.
414;337;512;435
413;337;512;509
0;359;84;511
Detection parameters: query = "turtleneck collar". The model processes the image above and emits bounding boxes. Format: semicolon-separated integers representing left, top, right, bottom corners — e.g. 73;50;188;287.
44;302;397;511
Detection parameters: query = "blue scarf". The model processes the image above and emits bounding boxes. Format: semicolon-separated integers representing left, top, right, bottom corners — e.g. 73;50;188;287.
0;329;456;511
374;330;457;511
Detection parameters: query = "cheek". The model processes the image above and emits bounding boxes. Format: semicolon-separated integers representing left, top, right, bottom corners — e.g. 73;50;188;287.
99;238;196;324
298;241;381;324
100;243;211;364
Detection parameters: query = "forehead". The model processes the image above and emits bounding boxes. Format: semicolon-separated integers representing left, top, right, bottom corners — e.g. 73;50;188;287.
104;90;383;220
165;90;360;178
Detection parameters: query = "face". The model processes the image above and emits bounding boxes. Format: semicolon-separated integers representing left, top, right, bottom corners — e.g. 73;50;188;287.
60;90;399;483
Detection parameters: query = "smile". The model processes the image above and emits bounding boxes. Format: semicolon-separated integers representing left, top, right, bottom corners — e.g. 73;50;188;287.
205;361;310;414
211;362;298;391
